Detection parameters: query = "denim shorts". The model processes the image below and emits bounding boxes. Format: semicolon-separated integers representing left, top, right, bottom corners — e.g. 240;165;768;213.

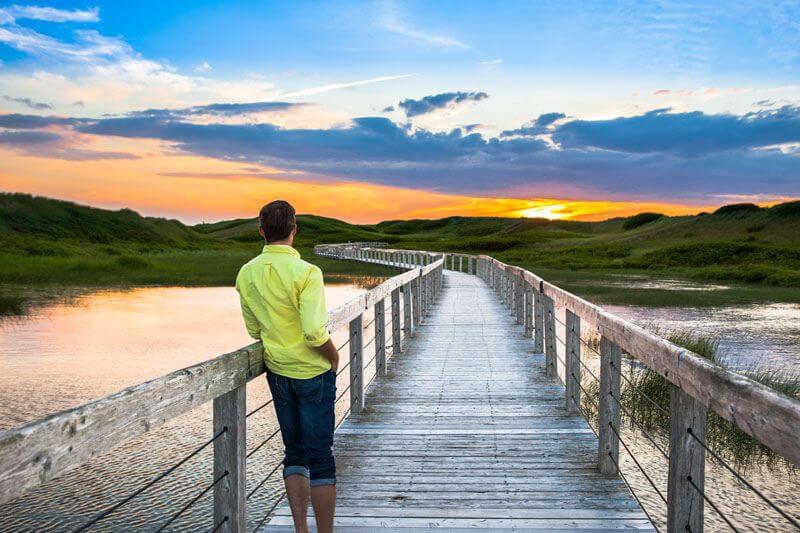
266;369;336;487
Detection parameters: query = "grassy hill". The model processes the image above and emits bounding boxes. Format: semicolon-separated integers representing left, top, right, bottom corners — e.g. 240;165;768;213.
2;193;800;311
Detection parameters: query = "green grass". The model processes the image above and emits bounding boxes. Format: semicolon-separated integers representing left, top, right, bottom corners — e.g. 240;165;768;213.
3;193;800;307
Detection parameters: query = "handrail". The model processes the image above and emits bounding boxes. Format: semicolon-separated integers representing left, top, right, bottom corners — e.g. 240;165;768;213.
476;254;800;467
0;245;445;531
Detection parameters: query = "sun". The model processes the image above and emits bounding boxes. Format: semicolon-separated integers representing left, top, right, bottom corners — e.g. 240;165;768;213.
518;204;570;220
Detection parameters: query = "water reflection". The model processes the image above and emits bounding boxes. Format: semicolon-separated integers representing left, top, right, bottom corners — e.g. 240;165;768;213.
605;302;800;371
0;283;381;532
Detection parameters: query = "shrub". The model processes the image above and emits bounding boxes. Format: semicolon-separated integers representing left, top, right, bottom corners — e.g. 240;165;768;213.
713;203;761;215
770;200;800;217
622;212;664;231
115;255;151;269
745;224;765;233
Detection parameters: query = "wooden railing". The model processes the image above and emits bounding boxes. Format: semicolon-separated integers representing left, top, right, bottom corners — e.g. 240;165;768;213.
0;246;444;532
449;251;799;532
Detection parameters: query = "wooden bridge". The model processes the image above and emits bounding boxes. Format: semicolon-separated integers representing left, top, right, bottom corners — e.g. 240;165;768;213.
1;244;799;532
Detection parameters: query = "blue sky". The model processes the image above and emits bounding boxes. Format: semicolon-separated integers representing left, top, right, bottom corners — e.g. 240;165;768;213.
0;1;798;221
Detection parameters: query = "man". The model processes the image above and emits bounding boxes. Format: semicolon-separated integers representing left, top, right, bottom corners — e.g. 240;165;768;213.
236;200;339;533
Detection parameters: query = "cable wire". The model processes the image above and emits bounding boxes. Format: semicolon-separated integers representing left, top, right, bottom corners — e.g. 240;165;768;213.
687;475;741;532
155;471;228;532
246;398;274;418
612;360;670;418
73;427;227;532
607;420;667;505
246;427;281;459
687;428;800;530
247;460;282;501
251;492;287;532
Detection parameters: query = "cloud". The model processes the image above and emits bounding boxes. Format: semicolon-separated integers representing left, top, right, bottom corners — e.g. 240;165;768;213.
500;112;566;137
552;106;800;156
195;61;212;73
3;95;52;109
4;105;800;202
382;105;395;113
0;113;80;128
125;101;306;119
0;129;60;144
282;74;418;97
0;5;99;24
0;6;279;112
397;91;488;118
377;0;467;49
478;59;503;65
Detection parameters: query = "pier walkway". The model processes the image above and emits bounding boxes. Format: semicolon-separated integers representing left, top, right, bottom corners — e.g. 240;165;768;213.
265;271;652;531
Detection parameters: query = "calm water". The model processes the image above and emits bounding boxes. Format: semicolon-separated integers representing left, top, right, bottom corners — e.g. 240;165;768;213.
1;283;798;531
0;283;382;532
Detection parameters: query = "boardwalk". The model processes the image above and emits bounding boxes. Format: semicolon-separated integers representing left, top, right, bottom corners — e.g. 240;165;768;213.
264;271;653;531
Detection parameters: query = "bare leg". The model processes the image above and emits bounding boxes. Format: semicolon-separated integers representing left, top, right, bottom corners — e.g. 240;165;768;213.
310;485;336;533
284;474;310;532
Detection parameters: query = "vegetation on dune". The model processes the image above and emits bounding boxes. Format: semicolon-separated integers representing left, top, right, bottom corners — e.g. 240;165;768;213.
621;212;664;230
2;193;800;305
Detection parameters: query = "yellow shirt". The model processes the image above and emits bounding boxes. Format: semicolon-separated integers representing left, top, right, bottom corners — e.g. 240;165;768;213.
235;245;331;379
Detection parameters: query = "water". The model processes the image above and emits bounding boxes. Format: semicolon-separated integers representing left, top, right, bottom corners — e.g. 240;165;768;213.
0;283;381;532
549;300;800;531
1;283;798;530
605;302;800;371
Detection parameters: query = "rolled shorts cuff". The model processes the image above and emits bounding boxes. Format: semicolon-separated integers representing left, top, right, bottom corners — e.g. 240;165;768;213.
283;465;310;479
310;477;336;487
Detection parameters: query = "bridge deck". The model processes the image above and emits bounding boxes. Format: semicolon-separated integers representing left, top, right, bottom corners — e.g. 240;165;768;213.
264;271;653;531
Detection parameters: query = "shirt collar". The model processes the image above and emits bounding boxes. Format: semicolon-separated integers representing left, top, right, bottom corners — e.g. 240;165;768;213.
262;244;300;258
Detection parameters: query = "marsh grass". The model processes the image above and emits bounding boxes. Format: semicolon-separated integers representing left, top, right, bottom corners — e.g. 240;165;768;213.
610;330;800;469
0;295;25;316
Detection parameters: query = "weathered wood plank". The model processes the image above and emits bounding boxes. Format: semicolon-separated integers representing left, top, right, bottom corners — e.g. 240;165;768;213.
0;342;263;506
213;385;246;533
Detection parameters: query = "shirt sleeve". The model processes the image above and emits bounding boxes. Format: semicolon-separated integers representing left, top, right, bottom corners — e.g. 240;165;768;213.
235;271;262;340
299;265;330;347
239;294;262;340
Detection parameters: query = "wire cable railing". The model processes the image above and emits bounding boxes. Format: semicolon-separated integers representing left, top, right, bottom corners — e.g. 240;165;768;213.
73;427;228;532
155;470;228;532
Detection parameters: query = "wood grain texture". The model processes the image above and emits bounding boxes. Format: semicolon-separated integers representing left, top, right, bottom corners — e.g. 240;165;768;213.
261;271;651;531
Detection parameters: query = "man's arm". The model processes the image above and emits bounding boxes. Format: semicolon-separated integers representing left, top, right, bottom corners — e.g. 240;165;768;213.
239;294;262;340
313;338;340;373
299;266;339;371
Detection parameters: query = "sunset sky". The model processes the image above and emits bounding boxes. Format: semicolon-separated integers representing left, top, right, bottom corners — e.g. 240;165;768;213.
0;1;798;223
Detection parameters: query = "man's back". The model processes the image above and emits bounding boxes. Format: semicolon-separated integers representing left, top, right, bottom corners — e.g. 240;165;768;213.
236;244;331;379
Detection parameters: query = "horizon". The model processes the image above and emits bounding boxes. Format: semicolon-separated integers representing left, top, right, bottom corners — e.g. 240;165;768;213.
0;1;799;223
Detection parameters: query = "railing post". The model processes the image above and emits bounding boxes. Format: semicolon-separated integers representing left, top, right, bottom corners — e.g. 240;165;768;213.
213;385;246;532
412;274;422;328
534;288;544;353
667;385;707;533
375;299;386;377
515;275;524;325
565;310;581;414
543;295;556;377
349;314;364;414
598;336;621;475
403;282;413;338
391;288;401;356
524;283;533;338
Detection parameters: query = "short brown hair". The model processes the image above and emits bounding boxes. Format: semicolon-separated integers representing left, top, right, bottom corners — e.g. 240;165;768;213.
259;200;296;243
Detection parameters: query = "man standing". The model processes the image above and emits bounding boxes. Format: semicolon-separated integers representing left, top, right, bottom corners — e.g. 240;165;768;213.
236;200;339;533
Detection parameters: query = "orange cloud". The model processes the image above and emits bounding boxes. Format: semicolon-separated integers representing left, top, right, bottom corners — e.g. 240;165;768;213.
0;144;719;224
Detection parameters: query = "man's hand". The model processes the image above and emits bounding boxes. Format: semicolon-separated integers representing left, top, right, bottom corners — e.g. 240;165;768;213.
313;338;340;374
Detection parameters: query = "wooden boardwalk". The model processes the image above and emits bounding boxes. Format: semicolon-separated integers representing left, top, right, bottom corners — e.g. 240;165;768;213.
264;271;654;531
